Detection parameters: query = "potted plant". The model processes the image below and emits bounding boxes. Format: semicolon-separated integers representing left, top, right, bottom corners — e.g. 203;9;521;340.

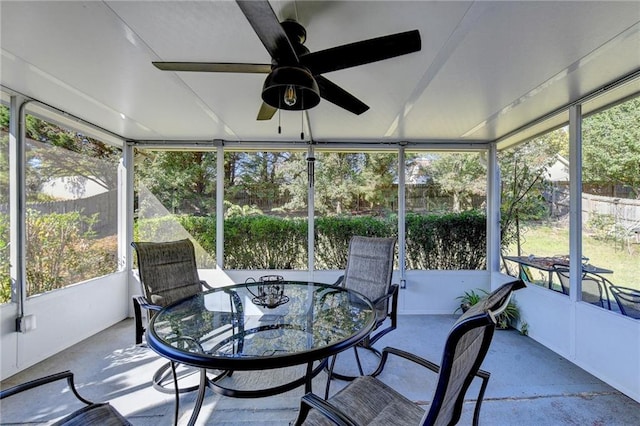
455;289;486;314
455;288;521;329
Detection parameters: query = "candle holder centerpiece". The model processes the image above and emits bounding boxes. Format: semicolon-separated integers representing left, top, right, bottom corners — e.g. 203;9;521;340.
246;275;289;309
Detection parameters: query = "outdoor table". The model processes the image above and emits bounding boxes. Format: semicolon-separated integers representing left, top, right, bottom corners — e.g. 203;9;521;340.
147;280;375;426
503;255;613;289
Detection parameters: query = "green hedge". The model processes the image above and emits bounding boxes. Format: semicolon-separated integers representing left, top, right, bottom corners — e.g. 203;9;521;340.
405;211;486;270
314;216;394;269
224;215;307;269
134;211;486;270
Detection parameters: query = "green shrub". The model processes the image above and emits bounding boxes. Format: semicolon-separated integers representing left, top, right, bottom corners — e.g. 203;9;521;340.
405;210;486;269
0;213;10;304
25;210;116;296
224;215;307;269
135;212;486;271
314;216;395;269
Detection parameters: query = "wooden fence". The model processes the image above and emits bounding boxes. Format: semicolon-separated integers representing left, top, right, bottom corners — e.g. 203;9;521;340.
9;190;118;237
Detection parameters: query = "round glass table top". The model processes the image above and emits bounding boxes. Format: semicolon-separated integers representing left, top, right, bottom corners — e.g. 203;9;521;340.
147;281;375;370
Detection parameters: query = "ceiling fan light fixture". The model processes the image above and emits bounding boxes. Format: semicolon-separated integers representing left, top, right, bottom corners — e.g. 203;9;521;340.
283;84;297;106
262;66;320;111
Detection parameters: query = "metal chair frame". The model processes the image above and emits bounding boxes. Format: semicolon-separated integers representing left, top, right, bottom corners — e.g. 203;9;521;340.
0;371;131;425
294;279;526;426
329;236;398;382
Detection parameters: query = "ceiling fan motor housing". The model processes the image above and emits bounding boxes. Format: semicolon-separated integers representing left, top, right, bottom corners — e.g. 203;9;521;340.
262;66;320;111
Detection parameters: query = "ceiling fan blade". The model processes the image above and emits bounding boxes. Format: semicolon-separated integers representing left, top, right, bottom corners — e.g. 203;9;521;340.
236;0;299;65
153;62;271;73
257;102;277;120
301;30;421;75
316;76;369;115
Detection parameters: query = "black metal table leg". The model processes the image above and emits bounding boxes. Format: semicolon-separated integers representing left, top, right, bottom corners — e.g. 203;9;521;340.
187;368;208;426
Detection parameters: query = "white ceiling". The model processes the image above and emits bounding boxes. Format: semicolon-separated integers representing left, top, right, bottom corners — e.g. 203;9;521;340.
1;1;639;148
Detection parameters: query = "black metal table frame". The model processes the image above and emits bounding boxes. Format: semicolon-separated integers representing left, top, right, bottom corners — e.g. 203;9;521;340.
503;255;613;289
146;281;375;426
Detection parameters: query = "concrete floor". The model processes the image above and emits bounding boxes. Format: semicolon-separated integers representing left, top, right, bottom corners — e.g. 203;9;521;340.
1;315;639;425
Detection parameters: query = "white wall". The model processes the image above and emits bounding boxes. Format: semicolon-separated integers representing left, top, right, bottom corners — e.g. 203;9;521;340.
0;271;129;380
518;283;640;402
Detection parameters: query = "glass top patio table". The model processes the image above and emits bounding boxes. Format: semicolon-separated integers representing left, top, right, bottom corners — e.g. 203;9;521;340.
146;280;375;424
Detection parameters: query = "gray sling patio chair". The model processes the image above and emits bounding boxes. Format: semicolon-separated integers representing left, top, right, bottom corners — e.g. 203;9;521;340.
132;238;216;393
329;236;398;381
294;279;526;426
0;370;132;425
609;285;640;319
552;264;609;308
132;239;213;345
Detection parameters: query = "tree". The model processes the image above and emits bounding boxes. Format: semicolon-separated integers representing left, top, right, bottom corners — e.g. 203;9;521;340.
429;153;486;212
359;153;397;211
582;97;640;198
136;151;217;215
314;153;364;215
24;115;120;195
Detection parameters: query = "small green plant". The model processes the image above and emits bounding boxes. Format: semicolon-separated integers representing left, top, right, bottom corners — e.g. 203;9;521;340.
520;321;529;336
454;288;522;329
455;289;487;314
496;299;521;329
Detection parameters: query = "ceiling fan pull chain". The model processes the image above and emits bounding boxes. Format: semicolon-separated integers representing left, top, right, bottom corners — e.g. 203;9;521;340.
300;95;304;140
278;100;282;134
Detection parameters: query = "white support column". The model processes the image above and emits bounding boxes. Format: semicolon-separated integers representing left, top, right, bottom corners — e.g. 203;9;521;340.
568;105;583;304
119;142;134;272
216;143;224;269
487;144;501;281
307;145;315;276
397;146;406;288
568;104;583;360
9;96;28;329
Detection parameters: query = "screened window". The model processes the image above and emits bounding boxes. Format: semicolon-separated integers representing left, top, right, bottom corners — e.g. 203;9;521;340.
313;151;397;270
405;151;487;270
223;150;307;269
24;110;119;296
134;149;217;268
581;96;639;303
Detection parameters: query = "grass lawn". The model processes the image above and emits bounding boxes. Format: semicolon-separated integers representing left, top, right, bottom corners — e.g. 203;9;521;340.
505;221;639;290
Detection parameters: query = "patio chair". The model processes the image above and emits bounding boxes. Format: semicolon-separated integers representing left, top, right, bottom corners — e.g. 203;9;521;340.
132;238;214;393
329;236;398;381
132;238;213;345
0;370;132;425
609;285;640;319
294;279;526;426
552;264;609;308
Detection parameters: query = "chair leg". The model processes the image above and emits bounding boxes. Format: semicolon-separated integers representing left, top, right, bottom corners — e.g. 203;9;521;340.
353;347;365;376
472;370;491;426
133;298;145;345
327;344;382;382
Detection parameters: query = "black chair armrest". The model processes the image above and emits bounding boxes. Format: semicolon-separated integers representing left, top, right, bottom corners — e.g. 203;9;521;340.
373;346;490;381
133;294;162;312
333;275;345;287
200;280;213;291
294;392;358;426
0;370;92;405
372;346;440;377
371;283;399;312
132;295;162;344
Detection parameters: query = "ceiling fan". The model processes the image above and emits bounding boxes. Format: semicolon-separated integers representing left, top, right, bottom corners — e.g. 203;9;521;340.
152;0;421;120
